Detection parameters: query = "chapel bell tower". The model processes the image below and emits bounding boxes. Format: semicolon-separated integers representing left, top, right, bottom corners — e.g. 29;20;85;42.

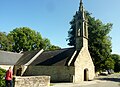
75;0;88;50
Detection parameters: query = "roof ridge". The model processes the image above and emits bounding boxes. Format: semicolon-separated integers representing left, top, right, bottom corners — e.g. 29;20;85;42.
0;50;23;55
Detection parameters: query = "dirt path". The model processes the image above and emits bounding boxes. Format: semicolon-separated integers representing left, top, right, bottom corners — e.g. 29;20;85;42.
51;73;120;87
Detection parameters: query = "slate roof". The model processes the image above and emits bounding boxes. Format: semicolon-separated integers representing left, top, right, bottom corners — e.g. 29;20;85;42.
31;48;75;66
0;50;23;65
15;48;75;66
15;50;40;65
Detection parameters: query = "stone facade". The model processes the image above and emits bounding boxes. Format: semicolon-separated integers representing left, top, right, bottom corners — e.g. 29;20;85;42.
22;66;75;82
13;76;50;87
74;47;95;83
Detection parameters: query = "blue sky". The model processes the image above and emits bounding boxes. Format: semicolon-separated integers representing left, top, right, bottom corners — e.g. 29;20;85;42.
0;0;119;55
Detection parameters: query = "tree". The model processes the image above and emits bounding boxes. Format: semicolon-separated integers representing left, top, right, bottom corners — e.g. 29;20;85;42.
67;11;113;71
88;16;113;71
0;32;12;51
42;38;61;51
67;13;76;46
105;58;115;70
111;54;120;72
0;68;6;87
8;27;45;52
42;38;52;50
7;27;60;52
48;45;61;51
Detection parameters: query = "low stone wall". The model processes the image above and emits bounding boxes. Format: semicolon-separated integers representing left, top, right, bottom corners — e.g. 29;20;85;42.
13;76;50;87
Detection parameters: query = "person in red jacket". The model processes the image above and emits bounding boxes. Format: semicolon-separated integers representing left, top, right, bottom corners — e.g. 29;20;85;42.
5;67;13;87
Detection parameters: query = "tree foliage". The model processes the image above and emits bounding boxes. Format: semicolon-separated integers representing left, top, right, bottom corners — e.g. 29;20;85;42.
0;27;60;52
88;15;113;71
67;11;113;71
0;68;6;87
105;57;115;70
0;32;12;51
111;54;120;72
42;38;60;51
67;13;76;46
8;27;45;52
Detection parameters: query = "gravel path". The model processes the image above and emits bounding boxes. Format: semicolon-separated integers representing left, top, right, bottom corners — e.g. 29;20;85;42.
51;73;120;87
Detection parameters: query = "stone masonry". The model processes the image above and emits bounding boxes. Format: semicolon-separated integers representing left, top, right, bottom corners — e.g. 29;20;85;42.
13;76;50;87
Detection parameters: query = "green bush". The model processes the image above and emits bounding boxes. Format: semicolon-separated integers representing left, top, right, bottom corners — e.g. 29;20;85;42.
0;68;6;87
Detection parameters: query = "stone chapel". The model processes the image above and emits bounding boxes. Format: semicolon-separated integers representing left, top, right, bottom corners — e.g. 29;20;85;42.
13;0;95;83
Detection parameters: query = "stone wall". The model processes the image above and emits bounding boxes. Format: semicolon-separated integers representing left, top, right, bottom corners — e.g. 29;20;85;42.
13;76;50;87
23;66;75;82
74;47;95;83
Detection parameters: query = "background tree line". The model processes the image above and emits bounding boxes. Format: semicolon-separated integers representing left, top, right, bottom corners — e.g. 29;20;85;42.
67;11;120;72
0;27;60;53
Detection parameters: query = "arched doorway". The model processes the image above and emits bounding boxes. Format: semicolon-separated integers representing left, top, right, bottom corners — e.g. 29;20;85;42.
84;68;89;81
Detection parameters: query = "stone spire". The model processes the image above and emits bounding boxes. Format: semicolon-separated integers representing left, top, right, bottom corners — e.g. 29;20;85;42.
75;0;88;50
79;0;84;12
79;0;85;23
